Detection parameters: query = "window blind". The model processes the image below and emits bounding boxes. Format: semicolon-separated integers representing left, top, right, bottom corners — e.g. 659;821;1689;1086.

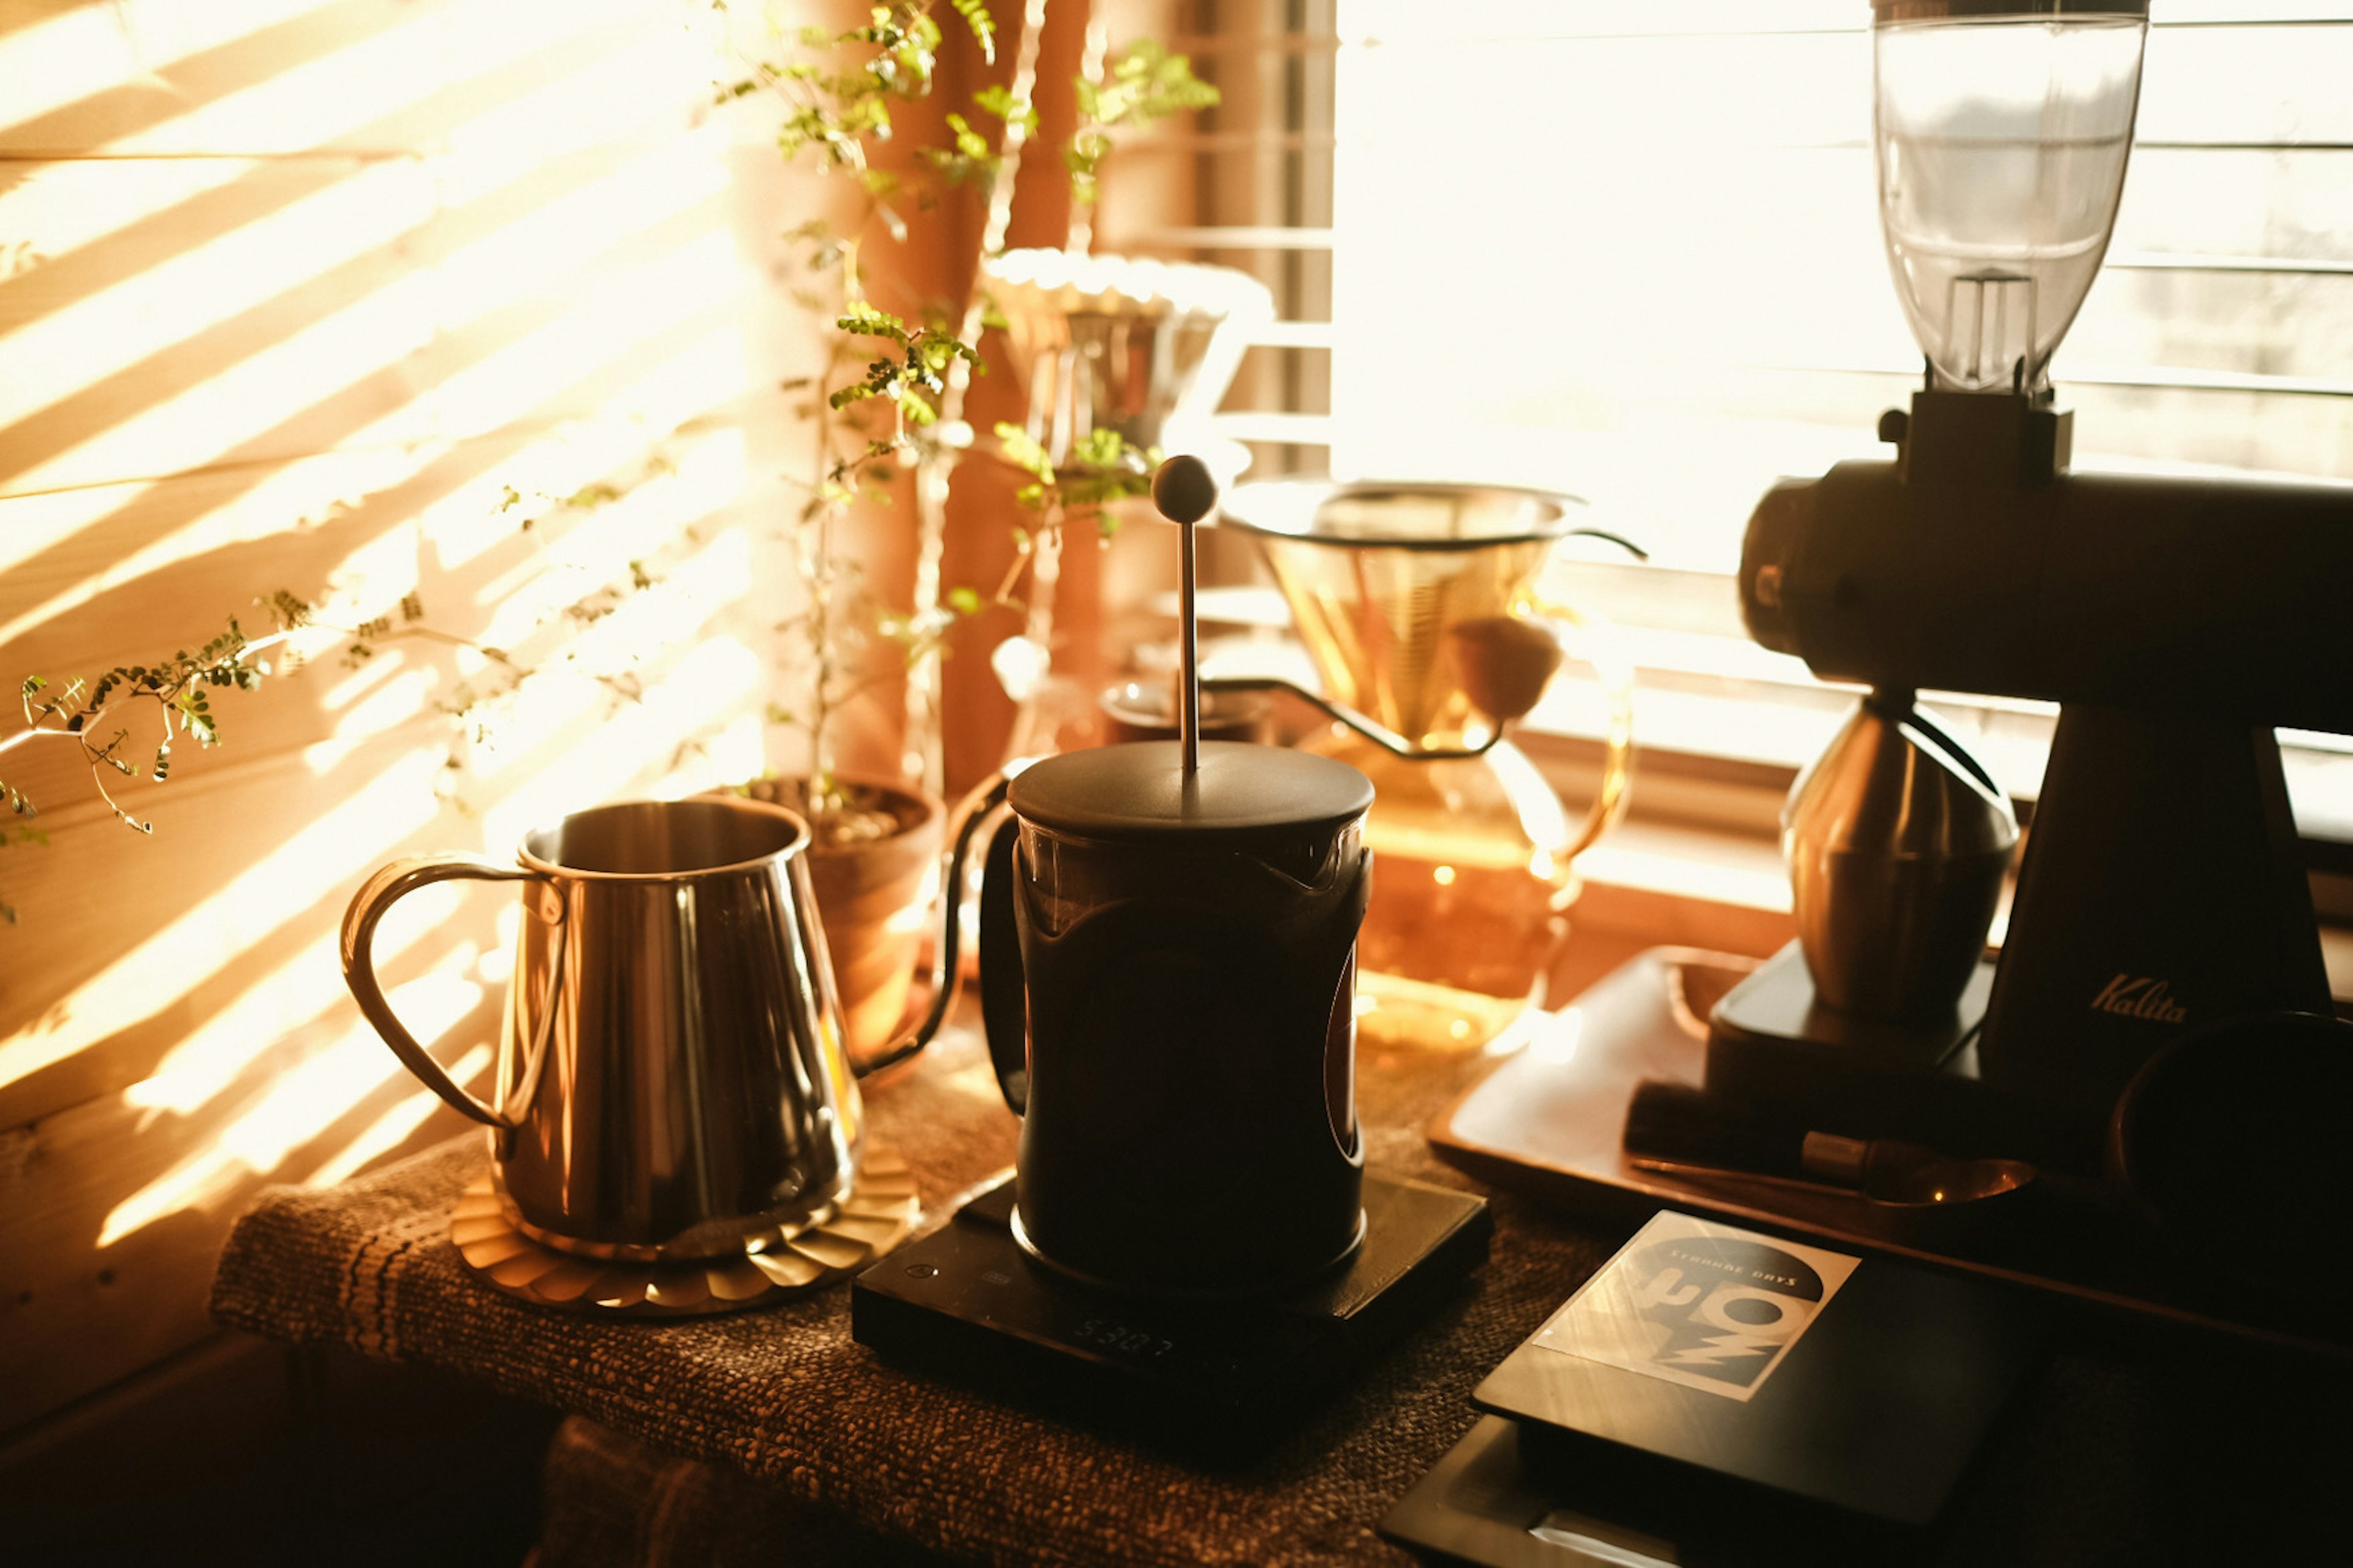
1118;1;2353;850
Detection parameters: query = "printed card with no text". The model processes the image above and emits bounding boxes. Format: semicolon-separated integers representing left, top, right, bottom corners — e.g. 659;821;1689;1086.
1533;1211;1859;1402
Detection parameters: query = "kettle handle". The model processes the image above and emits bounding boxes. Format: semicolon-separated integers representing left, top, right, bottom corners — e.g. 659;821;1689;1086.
341;855;557;1129
852;765;1031;1081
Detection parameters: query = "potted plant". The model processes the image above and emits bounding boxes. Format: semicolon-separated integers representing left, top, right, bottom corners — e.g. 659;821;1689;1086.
713;1;1002;1067
718;1;1235;1067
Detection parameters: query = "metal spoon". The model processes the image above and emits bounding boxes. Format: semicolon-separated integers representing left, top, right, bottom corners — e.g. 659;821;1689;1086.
1624;1079;2040;1211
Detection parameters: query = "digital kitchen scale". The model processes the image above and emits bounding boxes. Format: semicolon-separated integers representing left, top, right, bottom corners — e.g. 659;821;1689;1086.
852;1170;1490;1450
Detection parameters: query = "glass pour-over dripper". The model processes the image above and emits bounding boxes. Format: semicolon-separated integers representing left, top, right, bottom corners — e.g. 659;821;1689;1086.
1874;2;2146;393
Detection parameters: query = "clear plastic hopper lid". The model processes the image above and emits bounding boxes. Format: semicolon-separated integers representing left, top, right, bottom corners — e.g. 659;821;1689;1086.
1873;2;2147;393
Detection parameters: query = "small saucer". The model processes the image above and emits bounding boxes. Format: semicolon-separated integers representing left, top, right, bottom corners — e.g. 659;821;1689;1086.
450;1149;920;1317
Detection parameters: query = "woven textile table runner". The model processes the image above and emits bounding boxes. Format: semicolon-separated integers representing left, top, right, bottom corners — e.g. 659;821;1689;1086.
211;1026;1621;1567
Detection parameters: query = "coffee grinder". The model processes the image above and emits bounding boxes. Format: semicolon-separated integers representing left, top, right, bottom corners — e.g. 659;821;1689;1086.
1707;0;2353;1172
852;458;1491;1446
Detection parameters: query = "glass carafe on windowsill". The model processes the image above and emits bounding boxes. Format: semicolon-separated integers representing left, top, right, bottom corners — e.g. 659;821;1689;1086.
1215;480;1637;1053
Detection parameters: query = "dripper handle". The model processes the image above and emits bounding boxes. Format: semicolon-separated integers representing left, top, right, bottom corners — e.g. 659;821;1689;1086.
1518;588;1637;864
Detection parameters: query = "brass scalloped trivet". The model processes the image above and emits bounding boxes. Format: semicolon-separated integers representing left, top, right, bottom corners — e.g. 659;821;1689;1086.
450;1149;919;1317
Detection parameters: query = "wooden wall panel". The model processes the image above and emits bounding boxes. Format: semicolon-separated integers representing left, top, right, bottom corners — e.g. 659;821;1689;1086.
0;146;762;494
0;0;803;1434
0;1;440;156
0;2;713;159
0;431;770;1128
0;1023;498;1430
0;157;438;497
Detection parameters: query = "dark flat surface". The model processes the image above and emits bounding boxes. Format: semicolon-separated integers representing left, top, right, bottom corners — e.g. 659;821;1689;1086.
1473;1224;2047;1529
852;1171;1490;1447
1385;1414;1926;1568
1384;1415;1702;1568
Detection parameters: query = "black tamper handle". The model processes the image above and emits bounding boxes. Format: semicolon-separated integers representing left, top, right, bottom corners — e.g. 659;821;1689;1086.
1624;1079;1808;1180
1152;455;1219;777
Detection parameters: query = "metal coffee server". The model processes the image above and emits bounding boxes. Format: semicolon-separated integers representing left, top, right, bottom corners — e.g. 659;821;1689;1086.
343;797;859;1263
1783;691;2017;1021
1211;480;1643;1054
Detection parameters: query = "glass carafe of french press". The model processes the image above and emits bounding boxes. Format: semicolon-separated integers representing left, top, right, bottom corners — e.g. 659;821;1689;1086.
983;739;1373;1295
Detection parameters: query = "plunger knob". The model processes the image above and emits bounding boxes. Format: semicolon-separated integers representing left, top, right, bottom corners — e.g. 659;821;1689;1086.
1151;453;1218;526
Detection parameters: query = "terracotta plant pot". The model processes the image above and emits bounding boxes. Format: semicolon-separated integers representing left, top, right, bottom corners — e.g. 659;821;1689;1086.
731;775;945;1072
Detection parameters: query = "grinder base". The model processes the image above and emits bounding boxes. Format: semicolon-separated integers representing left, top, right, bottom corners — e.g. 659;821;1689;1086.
852;1170;1490;1451
1706;942;2107;1172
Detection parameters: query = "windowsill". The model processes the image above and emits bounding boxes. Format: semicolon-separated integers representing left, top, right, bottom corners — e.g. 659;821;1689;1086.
1563;819;1798;994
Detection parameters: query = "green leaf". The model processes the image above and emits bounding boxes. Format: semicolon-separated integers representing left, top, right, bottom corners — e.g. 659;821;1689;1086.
1072;427;1127;469
973;84;1036;133
1088;40;1221;131
949;0;996;62
837;302;908;342
994;422;1055;486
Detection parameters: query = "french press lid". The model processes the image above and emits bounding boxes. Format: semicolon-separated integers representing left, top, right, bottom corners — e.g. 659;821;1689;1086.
1008;739;1371;841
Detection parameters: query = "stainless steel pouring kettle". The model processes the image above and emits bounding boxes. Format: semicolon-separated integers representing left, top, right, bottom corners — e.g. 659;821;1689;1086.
343;797;862;1264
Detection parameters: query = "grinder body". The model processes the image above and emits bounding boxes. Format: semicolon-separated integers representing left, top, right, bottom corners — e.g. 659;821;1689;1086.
1740;400;2351;1124
1745;458;2353;736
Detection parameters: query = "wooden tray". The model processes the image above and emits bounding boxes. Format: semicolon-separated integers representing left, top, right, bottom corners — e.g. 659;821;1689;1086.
1428;947;2352;1362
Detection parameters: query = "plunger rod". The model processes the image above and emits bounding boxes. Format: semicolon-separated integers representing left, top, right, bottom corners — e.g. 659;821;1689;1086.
1179;518;1200;773
1151;456;1221;777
